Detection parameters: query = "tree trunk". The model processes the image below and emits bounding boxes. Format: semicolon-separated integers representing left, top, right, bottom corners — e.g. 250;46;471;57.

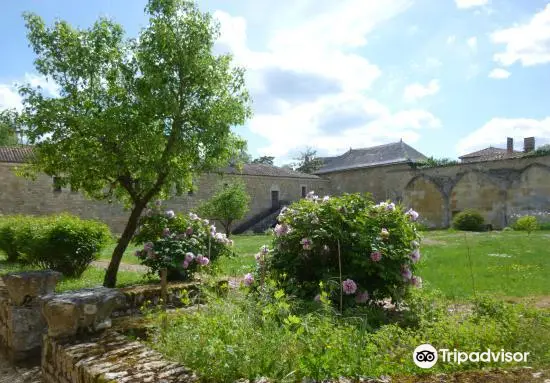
103;202;146;287
223;220;232;237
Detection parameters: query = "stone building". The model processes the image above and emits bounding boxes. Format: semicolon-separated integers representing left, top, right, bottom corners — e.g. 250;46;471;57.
315;137;550;229
0;146;328;233
1;136;549;232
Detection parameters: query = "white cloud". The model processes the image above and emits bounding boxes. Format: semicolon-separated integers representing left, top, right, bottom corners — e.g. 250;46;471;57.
446;35;456;44
491;4;550;66
403;79;440;103
0;73;60;111
457;117;550;155
23;73;60;98
455;0;489;9
213;1;441;161
467;36;477;51
0;84;22;110
488;68;511;79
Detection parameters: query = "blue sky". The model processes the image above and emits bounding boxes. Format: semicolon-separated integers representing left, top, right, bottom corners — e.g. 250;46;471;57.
1;0;550;165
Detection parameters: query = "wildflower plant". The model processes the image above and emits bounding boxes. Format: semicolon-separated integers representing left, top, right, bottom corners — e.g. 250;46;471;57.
262;193;422;308
133;201;233;280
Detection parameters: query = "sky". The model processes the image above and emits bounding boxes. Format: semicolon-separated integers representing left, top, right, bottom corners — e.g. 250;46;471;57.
1;0;550;165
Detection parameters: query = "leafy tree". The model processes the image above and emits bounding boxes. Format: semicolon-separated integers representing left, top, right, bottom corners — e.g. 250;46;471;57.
291;147;323;174
415;156;459;169
197;181;250;236
252;156;274;165
0;110;20;146
15;0;251;287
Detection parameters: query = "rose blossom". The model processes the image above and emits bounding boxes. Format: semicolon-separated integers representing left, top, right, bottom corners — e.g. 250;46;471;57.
380;228;389;239
144;242;154;251
342;279;357;295
184;252;195;263
411;276;422;288
162;227;170;237
355;291;369;304
314;294;321;302
410;248;421;263
406;209;419;221
165;210;175;219
300;237;312;250
401;265;412;281
244;273;254;286
370;251;382;262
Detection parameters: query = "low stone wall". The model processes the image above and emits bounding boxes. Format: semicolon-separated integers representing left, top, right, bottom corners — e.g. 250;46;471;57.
0;271;61;363
112;282;200;318
41;330;197;383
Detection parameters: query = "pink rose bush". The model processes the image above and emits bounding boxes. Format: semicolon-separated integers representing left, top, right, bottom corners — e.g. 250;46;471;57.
265;193;422;308
133;200;233;281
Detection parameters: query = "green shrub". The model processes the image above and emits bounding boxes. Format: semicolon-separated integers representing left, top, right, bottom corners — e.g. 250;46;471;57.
513;215;539;234
0;215;32;262
260;193;422;307
452;209;484;231
22;214;111;277
540;222;550;230
151;289;550;381
502;226;514;232
133;201;234;281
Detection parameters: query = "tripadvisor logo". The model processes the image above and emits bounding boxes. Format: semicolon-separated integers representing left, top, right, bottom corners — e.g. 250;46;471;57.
413;344;530;369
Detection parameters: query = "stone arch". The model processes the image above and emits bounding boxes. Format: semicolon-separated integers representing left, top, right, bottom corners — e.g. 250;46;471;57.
402;175;446;228
508;163;550;220
450;171;506;228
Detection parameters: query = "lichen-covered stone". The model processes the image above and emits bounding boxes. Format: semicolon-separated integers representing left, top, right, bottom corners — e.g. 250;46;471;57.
42;330;198;382
41;287;125;338
2;270;62;306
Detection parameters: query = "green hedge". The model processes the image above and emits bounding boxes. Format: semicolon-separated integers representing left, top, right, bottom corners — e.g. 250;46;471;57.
0;214;111;277
452;209;485;231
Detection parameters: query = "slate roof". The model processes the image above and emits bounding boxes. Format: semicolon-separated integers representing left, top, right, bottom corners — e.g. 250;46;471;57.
315;141;427;174
459;147;523;161
0;146;34;163
0;146;319;179
221;163;320;179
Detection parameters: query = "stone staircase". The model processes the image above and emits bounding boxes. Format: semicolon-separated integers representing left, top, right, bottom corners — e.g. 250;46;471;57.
233;201;289;234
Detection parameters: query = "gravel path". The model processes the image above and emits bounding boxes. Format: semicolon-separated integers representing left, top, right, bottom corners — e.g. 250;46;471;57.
91;260;148;273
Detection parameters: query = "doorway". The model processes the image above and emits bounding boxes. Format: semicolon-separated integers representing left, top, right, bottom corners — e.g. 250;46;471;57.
271;190;280;209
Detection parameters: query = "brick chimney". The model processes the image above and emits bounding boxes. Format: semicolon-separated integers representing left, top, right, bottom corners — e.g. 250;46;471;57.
524;137;535;153
507;137;513;153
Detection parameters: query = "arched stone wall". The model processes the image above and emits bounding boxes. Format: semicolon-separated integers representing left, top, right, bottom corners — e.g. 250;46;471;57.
450;171;506;228
403;176;446;228
508;164;550;221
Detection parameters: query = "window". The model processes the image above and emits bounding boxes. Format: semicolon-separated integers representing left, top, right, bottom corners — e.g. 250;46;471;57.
53;177;62;193
301;186;307;198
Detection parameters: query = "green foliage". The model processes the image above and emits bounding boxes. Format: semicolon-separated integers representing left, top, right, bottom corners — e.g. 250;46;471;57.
291;147;324;174
21;214;111;277
0;110;20;146
0;214;110;277
133;201;233;280
251;156;275;165
452;209;485;231
413;156;459;169
264;194;422;307
152;288;550;381
197;181;250;235
13;0;251;286
523;144;550;158
0;215;32;262
513;215;539;234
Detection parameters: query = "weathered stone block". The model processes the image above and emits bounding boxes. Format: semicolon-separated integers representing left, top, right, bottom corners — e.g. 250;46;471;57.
41;287;125;338
7;304;45;352
2;270;62;306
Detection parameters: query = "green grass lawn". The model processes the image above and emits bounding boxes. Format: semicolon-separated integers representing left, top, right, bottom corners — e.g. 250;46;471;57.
99;240;142;264
419;230;550;299
3;231;548;298
223;231;550;299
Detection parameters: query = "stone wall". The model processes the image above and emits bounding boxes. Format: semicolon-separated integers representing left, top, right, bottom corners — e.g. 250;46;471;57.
41;330;197;383
321;155;550;229
0;163;329;233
